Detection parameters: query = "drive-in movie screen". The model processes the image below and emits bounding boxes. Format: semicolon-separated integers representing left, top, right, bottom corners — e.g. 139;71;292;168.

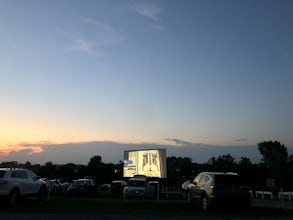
123;149;167;178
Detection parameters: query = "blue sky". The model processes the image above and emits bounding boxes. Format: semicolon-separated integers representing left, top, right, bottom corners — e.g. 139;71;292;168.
0;0;292;164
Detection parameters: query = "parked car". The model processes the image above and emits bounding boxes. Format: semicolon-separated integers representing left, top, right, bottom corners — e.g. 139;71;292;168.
148;180;159;197
66;179;95;196
186;172;251;211
41;178;56;195
110;180;127;194
133;174;147;179
0;168;47;205
123;178;154;199
99;183;111;192
50;179;62;192
84;176;97;186
60;181;71;192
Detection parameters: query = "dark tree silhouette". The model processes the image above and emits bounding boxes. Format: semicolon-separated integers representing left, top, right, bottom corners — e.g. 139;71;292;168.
207;154;237;172
258;141;288;165
87;155;103;182
258;141;288;187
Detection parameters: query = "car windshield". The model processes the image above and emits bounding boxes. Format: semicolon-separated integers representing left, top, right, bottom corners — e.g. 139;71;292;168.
73;181;89;186
128;180;145;187
215;175;242;186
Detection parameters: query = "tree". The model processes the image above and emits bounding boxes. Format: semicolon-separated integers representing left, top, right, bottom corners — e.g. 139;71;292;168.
237;157;258;185
258;141;288;165
0;161;20;168
87;155;103;182
167;157;193;188
258;141;288;187
40;162;57;178
57;163;81;181
207;154;237;172
24;161;32;168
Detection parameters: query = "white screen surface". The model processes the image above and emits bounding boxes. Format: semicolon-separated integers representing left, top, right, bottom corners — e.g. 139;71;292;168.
123;149;167;178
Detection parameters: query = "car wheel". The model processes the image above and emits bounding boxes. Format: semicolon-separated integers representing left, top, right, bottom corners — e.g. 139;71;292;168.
201;195;209;211
38;186;46;201
187;192;193;203
9;189;19;206
182;191;187;199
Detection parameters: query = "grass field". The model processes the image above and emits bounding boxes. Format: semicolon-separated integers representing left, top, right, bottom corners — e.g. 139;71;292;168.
1;195;293;219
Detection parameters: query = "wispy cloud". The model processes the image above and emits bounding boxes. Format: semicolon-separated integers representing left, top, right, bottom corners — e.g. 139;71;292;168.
132;1;162;21
132;1;165;31
235;138;248;142
66;19;124;57
69;38;95;55
165;138;204;147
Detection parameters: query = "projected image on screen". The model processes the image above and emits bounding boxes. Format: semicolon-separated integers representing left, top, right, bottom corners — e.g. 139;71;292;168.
123;149;167;178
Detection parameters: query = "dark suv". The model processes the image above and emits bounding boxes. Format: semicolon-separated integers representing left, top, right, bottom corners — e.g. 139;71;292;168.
186;172;251;211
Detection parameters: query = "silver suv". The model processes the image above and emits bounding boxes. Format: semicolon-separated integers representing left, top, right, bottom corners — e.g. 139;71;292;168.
186;172;251;211
0;168;47;205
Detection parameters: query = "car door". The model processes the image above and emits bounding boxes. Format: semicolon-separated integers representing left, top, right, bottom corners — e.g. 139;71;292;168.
195;174;209;201
10;170;29;195
26;170;41;194
198;174;210;194
188;174;202;202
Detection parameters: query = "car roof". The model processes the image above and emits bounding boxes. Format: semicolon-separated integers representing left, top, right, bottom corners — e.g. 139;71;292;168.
200;172;239;176
0;168;26;171
133;174;147;179
75;179;91;181
112;180;126;183
129;178;146;181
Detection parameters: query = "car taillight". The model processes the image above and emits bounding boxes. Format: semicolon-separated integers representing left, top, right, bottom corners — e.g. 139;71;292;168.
0;180;8;185
210;178;215;189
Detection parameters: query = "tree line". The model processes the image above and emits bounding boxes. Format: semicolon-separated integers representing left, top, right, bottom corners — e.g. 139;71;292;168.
1;141;292;191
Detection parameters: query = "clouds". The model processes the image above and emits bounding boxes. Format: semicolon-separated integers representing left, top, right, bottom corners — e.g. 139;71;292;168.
165;138;201;147
1;142;50;158
132;1;162;21
69;38;95;55
235;138;248;143
1;140;269;165
64;1;165;56
66;19;124;57
132;1;165;31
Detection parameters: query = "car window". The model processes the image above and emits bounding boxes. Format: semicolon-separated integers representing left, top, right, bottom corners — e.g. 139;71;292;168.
128;180;145;187
10;171;28;179
26;170;37;181
73;180;89;186
0;171;6;178
193;174;201;183
199;174;209;184
215;175;242;186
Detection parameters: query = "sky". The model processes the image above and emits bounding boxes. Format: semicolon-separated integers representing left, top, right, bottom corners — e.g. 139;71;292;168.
0;0;292;165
